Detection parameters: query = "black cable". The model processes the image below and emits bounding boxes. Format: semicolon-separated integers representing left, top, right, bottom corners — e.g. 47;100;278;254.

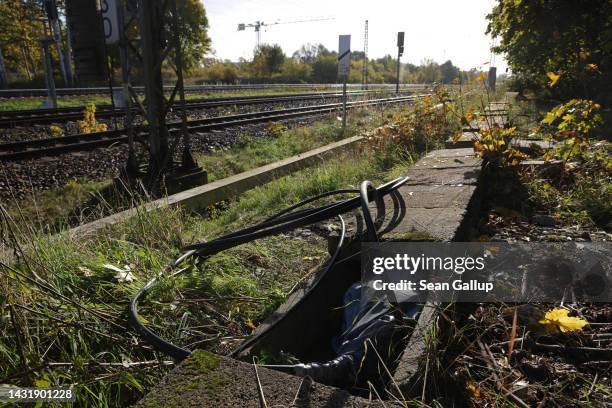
359;181;379;242
129;177;408;361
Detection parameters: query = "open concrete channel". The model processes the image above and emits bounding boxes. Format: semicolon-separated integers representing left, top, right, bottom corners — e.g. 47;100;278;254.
76;98;489;406
129;143;484;407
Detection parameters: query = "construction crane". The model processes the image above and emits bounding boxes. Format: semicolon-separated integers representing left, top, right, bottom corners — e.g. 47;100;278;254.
237;17;334;49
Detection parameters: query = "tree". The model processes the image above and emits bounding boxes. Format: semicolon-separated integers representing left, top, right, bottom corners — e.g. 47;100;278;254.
176;0;212;71
311;54;337;83
486;0;611;101
251;44;286;77
439;60;460;84
202;61;238;83
419;59;441;83
279;59;311;83
292;43;320;64
0;0;44;81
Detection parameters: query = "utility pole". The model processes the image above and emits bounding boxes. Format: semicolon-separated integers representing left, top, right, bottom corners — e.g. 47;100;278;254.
108;0;205;191
41;19;57;108
116;0;137;176
62;18;74;86
338;35;351;134
43;0;70;86
362;20;368;90
139;0;168;182
396;32;404;94
0;48;7;89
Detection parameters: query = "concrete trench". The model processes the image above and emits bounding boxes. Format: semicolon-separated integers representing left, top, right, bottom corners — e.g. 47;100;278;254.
135;146;489;407
135;101;515;406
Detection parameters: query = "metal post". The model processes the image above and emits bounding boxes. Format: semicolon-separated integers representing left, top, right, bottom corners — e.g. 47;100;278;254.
139;0;168;182
118;0;137;176
362;20;368;91
44;0;69;85
61;19;74;86
0;48;7;89
342;80;347;133
171;0;197;170
396;48;401;94
41;39;57;108
396;32;404;94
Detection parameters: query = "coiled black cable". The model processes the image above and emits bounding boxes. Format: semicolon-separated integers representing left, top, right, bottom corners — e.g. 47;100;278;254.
129;177;408;361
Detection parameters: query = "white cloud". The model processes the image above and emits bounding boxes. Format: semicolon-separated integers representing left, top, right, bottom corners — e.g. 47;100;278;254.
201;0;507;71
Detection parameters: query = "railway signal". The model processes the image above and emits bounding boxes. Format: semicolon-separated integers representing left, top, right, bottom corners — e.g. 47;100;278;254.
396;32;404;94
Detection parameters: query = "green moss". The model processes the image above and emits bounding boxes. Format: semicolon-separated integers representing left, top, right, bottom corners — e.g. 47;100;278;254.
179;351;228;394
385;230;438;241
138;351;227;407
181;350;220;374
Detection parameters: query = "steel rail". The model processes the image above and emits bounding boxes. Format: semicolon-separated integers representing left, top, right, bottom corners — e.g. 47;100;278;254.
0;89;411;127
0;83;428;98
0;95;423;161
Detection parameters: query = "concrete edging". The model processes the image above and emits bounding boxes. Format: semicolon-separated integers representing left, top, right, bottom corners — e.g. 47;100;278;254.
69;135;363;239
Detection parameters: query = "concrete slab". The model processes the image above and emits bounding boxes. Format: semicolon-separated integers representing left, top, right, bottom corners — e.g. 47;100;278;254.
445;132;477;149
412;154;480;169
424;148;476;159
341;151;483;242
135;350;391;408
401;166;481;186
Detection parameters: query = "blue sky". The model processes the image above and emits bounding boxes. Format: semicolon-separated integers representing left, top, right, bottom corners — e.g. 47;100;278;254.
201;0;508;72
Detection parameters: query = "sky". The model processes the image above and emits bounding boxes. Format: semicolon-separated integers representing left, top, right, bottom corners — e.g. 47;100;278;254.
200;0;508;72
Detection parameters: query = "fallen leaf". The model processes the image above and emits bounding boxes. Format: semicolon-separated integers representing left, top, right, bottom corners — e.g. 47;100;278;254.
104;264;135;283
586;63;601;73
302;256;321;261
539;308;588;333
466;382;481;399
114;270;134;283
546;71;562;87
244;319;257;330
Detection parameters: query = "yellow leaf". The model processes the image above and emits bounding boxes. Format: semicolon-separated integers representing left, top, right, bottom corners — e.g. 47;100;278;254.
466;382;482;399
244;318;257;330
546;71;562;87
586;63;601;73
538;308;588;333
477;72;487;82
302;256;321;261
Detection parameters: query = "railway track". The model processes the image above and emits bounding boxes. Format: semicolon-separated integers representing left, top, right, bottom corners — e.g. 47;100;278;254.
0;83;428;98
0;95;423;162
0;89;412;127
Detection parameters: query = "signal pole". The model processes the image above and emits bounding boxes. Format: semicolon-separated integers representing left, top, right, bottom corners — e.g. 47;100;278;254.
362;20;368;90
338;35;351;134
396;32;404;94
0;48;7;89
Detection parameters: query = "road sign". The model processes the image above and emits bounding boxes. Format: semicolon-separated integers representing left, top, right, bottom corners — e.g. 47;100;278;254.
100;0;120;44
338;35;351;78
